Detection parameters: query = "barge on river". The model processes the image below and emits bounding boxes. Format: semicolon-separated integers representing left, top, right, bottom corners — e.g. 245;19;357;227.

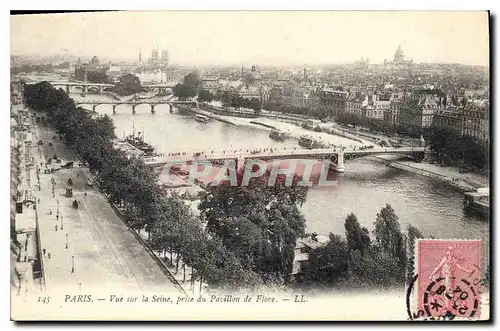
298;135;327;149
195;114;209;123
269;129;287;141
463;187;489;218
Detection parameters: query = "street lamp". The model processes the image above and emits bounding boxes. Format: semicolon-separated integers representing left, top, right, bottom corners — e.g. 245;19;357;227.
56;199;59;216
65;233;68;249
71;255;75;273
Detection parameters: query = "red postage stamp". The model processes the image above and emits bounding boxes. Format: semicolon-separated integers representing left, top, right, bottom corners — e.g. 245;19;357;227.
416;239;482;320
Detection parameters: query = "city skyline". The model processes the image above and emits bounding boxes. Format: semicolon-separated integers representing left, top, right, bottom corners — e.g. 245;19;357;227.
11;11;489;67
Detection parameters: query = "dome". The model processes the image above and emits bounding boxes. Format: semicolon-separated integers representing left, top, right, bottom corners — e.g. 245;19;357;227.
393;45;405;62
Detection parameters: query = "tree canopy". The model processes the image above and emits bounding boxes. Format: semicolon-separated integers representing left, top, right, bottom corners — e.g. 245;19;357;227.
198;171;308;284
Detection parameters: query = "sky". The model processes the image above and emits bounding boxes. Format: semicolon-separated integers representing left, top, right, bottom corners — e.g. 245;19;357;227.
10;11;490;66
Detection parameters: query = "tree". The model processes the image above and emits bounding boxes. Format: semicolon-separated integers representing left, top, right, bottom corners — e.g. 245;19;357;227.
303;234;350;284
198;171;308;284
406;224;424;284
198;89;213;103
372;204;406;267
183;72;200;87
344;213;371;254
173;83;197;99
112;74;142;96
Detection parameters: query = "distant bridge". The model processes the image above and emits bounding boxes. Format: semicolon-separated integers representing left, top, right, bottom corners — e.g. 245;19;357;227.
144;146;426;173
24;80;176;94
75;100;198;114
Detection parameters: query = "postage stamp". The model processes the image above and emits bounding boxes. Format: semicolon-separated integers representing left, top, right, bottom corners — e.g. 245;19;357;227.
416;239;482;320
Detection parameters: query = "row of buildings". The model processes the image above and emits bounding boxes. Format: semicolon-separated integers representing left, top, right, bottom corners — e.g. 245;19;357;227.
196;46;489;143
198;75;489;143
10;80;43;296
315;86;489;142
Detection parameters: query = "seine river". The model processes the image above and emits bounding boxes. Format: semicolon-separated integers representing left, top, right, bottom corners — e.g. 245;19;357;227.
70;92;489;266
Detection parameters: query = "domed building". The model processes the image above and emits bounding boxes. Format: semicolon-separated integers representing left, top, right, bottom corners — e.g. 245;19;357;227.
384;46;413;72
74;55;110;83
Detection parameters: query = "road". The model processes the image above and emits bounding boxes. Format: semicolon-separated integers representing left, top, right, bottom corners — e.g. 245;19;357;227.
33;118;183;294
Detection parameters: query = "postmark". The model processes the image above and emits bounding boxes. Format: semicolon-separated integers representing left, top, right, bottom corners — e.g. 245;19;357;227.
413;239;482;320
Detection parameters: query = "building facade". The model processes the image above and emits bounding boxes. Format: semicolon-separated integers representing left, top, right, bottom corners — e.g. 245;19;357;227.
462;101;489;143
319;88;348;118
74;56;109;83
399;93;445;129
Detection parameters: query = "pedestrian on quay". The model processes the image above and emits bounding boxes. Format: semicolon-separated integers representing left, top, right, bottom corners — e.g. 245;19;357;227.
49;208;52;215
47;252;51;259
56;214;59;221
43;248;46;256
55;224;58;232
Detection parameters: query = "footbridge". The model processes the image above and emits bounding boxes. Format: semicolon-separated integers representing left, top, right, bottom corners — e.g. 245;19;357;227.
75;100;198;114
144;146;426;173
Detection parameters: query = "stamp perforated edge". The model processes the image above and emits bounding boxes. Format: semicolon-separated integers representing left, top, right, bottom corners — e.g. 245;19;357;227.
412;238;483;320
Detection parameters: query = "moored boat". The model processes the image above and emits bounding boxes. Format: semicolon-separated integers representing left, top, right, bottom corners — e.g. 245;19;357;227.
298;134;327;149
195;114;209;123
123;125;155;156
298;135;315;149
464;188;490;218
269;129;286;141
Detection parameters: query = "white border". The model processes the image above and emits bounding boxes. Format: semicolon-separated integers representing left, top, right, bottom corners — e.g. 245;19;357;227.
3;1;498;330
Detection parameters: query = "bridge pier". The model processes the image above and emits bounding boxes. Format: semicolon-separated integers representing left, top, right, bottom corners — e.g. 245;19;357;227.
92;105;97;113
331;152;345;173
336;152;345;173
66;85;70;94
151;105;155;114
83;85;88;94
132;105;136;115
112;105;116;115
169;104;173;113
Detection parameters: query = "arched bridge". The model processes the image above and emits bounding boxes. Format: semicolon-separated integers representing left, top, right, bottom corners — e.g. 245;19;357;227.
144;146;426;173
75;100;198;114
25;81;115;93
24;80;176;94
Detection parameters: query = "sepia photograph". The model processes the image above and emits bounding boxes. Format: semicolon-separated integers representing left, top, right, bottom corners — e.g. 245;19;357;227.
9;10;491;321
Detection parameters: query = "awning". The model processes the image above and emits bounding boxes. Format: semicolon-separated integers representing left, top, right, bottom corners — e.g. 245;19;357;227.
15;209;36;233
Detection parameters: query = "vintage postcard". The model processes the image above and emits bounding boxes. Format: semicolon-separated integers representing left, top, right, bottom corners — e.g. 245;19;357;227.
10;11;490;321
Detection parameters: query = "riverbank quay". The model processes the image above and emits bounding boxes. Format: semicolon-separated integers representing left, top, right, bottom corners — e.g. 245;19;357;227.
87;174;188;295
373;155;489;193
200;103;259;119
176;104;238;125
26;112;183;296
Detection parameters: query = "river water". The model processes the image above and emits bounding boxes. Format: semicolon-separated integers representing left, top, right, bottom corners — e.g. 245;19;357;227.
70;92;489;266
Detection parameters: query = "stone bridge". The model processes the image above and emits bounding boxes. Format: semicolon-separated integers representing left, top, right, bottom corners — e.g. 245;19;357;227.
75;100;198;114
24;80;176;94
